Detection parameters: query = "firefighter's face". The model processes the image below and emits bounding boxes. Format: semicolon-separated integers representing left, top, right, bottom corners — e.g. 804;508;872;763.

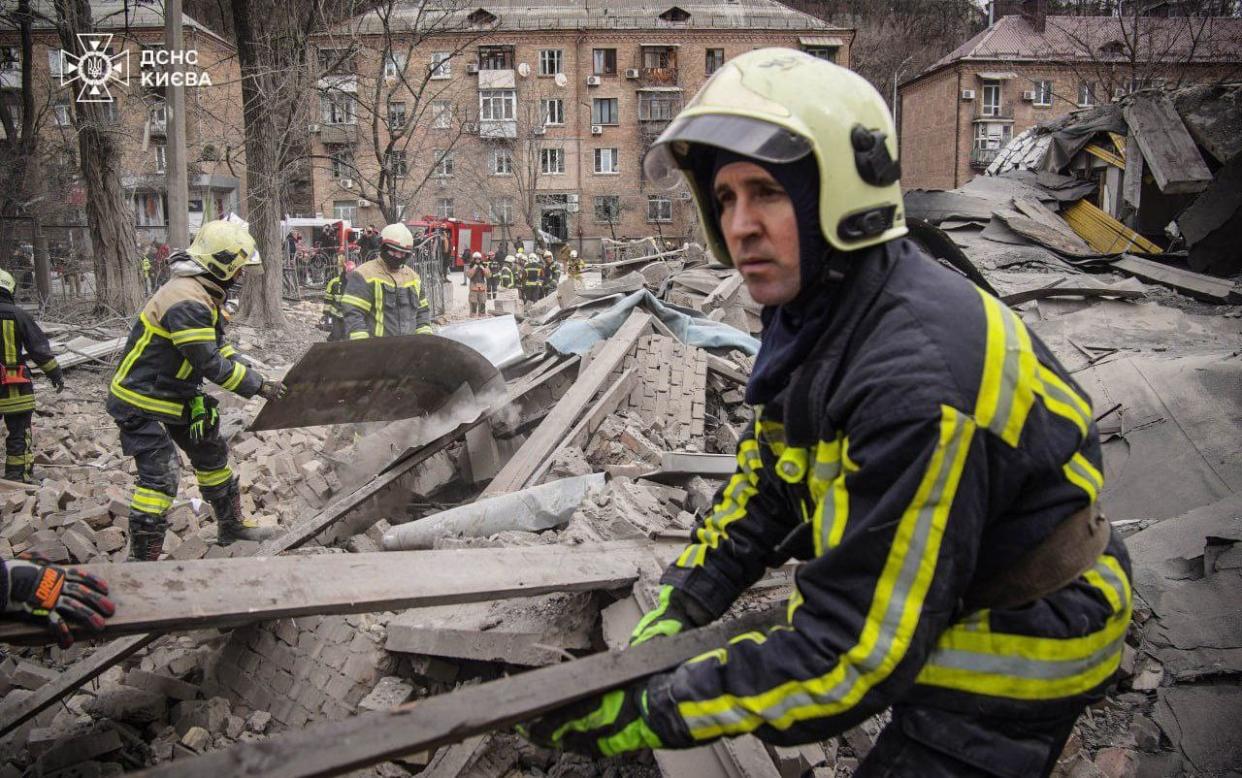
713;161;801;306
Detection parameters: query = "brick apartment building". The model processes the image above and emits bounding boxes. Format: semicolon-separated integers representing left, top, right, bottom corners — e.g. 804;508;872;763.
0;1;244;242
304;0;852;255
897;1;1242;191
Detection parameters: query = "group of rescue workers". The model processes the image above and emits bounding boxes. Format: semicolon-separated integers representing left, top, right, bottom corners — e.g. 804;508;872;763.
0;49;1128;778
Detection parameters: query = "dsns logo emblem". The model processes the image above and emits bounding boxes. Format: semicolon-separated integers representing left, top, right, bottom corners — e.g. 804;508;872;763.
60;33;130;103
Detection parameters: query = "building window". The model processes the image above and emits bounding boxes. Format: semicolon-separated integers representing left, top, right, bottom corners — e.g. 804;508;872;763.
154;144;166;173
317;48;354;75
433;149;454;178
384;52;408;80
386;150;408;177
647;195;672;223
705;48;725;75
802;46;837;62
541;147;565;174
321;93;356;124
328;144;354;179
642;46;676;70
436;197;454;219
981;80;1002;117
333;200;357;221
1078;82;1096;107
480;89;516;121
431;100;452;129
430;51;451;79
638;92;680;121
973;122;1012;150
490;146;513;175
388;101;406;131
592;48;616;76
594;148;619;174
594;195;621;223
99;101;119;124
541;98;565;125
1032;79;1052;107
47;49;64;78
592;98;619;125
53;102;71;127
478;45;514;70
491;196;514;225
538;49;563;76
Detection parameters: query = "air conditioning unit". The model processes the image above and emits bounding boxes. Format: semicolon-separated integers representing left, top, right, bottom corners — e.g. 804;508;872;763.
463;121;478;133
567;193;580;213
959;89;975;101
625;68;640;79
357;199;368;208
586;75;601;86
591;125;603;135
307;123;321;133
466;63;479;74
1021;90;1036;102
678;191;693;200
341;178;354;189
532;126;547;135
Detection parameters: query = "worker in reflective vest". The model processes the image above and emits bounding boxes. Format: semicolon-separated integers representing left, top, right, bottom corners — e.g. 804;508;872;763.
521;49;1130;777
0;270;63;483
340;224;433;339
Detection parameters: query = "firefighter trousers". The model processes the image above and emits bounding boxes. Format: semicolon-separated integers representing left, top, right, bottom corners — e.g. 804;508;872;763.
113;406;234;535
2;410;33;481
854;705;1080;778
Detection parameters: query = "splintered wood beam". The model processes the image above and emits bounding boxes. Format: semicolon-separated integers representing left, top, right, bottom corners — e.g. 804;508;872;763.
1122;94;1212;195
482;311;653;497
0;545;648;644
134;607;782;778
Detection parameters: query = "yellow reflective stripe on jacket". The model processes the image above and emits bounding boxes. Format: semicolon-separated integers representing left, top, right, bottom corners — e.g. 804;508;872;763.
1034;365;1092;439
1063;451;1104;501
676;438;762;569
110;381;184;417
221;362;246;392
175;359;194;380
37;358;58;374
373;280;386;337
140;312;172;339
110;317;186;418
196;466;233;488
915;554;1130;700
340;294;372;311
0;390;34;413
349;331;369;340
2;320;16;365
974;289;1037;447
170;327;216;346
677;405;976;740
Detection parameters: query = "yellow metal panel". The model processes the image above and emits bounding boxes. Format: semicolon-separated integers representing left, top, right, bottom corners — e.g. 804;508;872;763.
1063;200;1162;255
1084;144;1125;169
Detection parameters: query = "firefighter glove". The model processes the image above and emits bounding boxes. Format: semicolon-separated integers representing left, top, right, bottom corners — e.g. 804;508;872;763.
48;367;65;394
517;678;667;758
630;585;711;646
258;380;289;401
188;395;219;443
2;554;115;648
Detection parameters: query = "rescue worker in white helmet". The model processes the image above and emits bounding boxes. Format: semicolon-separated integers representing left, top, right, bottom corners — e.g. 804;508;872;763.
521;48;1129;776
340;223;433;339
108;220;288;561
0;269;64;482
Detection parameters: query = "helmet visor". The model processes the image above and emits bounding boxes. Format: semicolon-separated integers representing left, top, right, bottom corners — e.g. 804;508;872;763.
643;113;813;190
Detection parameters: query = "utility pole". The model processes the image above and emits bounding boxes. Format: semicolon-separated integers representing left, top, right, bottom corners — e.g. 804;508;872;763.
165;0;189;249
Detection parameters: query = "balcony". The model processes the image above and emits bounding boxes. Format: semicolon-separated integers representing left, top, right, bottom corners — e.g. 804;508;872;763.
319;123;357;144
640;67;678;87
974;104;1014;122
970;147;1001;170
478;68;515;89
479;119;517;139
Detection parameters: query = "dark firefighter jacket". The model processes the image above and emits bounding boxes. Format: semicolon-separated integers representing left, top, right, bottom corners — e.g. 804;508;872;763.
0;293;61;414
107;271;263;425
645;237;1132;749
522;261;545;290
340;258;432;339
323;273;344;319
498;264;516;289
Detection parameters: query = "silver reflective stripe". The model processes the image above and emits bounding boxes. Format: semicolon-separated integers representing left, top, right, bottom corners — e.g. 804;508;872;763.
988;300;1021;438
1065;455;1102;493
925;634;1124;680
681;411;972;734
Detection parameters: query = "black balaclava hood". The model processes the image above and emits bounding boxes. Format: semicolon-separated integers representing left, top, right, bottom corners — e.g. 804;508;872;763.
706;149;838;405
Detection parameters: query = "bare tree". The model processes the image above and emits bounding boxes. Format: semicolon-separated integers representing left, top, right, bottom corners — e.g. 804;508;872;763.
52;0;143;314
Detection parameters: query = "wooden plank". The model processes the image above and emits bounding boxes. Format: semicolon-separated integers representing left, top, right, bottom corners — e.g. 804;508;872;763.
1063;199;1162;255
1123;133;1144;211
0;545;646;643
134;606;782;778
482;312;653;497
525;367;641;487
1109;255;1237;304
506;356;580;403
0;634;155;737
701;273;744;310
56;337;126;370
1122;93;1212;195
997;212;1096;258
1084;143;1125;169
1000;285;1144;306
706;354;749;386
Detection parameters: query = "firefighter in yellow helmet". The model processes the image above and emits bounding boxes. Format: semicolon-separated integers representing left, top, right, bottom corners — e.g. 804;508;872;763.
0;270;63;482
108;220;288;561
340;223;432;339
521;48;1129;776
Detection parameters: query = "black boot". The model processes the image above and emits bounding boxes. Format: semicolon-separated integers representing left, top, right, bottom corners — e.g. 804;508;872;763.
128;514;167;562
212;478;277;546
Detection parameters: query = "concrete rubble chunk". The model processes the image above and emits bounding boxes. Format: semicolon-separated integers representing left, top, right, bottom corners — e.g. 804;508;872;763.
245;710;272;734
38;727;124;773
124;669;200;702
83;685;167;725
357;676;415;712
180;725;212;752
